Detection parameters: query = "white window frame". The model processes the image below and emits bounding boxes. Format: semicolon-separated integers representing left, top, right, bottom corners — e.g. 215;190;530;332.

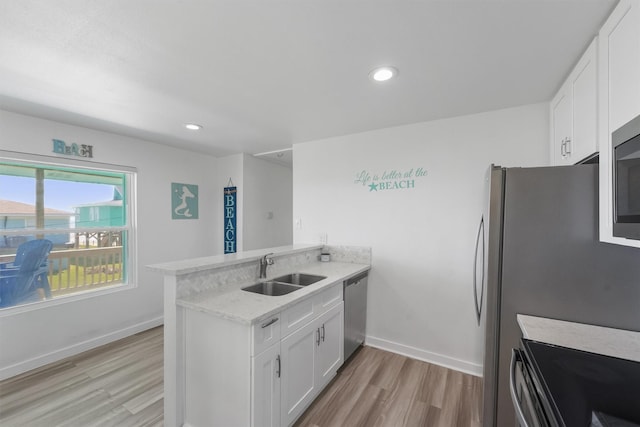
0;150;138;316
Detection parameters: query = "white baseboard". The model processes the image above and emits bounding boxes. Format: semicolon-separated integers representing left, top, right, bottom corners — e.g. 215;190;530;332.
365;335;483;377
0;316;164;381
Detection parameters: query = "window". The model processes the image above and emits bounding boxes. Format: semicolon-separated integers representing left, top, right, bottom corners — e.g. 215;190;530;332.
0;153;136;310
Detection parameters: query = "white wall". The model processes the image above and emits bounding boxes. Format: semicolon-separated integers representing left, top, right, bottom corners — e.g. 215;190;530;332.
242;154;293;251
218;154;293;253
293;103;549;374
0;109;219;379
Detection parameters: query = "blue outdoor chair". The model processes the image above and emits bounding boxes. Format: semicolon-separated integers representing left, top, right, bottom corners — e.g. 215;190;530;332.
0;239;53;308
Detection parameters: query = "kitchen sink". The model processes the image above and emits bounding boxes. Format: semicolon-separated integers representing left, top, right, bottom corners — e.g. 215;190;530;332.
272;273;327;286
242;281;302;296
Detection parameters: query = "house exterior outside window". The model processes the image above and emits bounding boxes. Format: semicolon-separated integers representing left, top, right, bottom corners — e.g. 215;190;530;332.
0;153;136;310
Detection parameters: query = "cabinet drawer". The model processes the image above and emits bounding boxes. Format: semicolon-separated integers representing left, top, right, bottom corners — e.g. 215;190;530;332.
316;282;342;311
281;297;316;338
252;313;281;356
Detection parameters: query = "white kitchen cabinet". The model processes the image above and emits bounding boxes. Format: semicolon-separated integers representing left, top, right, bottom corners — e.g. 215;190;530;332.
253;314;282;356
280;315;320;426
252;343;281;427
598;0;640;248
184;281;344;427
315;303;344;388
550;87;572;165
550;38;598;165
280;302;344;426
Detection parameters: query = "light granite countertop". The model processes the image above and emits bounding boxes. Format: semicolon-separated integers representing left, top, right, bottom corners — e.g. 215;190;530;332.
178;261;370;325
518;314;640;363
147;244;324;276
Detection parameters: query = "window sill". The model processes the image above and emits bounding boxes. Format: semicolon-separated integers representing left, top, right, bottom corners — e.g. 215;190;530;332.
0;282;136;318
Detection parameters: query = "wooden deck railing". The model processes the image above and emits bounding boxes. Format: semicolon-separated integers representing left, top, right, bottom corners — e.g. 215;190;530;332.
0;246;124;297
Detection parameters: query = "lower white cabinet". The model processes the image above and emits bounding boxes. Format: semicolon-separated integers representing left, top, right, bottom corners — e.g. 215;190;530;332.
316;303;343;388
184;282;344;427
252;343;281;427
280;313;320;426
280;302;344;426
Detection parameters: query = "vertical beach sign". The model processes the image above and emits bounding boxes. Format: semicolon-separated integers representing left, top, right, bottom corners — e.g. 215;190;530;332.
224;185;237;253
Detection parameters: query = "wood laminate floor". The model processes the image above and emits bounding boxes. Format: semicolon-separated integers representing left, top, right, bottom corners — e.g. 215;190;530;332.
0;327;482;427
0;326;164;427
295;346;483;427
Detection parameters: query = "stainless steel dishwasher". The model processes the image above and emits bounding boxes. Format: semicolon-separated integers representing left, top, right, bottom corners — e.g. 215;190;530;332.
344;271;368;361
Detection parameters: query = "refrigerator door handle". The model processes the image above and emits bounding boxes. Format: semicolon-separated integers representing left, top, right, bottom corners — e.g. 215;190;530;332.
473;216;485;325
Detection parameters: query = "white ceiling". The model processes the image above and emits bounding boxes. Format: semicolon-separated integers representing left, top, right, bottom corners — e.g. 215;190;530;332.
0;0;617;161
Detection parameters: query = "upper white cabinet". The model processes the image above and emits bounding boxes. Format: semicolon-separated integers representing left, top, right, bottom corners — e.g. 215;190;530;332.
550;38;598;165
598;0;640;248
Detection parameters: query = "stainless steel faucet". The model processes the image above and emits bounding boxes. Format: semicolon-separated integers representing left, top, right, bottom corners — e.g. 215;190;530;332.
259;253;274;278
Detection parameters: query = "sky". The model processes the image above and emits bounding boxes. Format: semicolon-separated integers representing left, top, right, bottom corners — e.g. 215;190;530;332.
0;175;114;212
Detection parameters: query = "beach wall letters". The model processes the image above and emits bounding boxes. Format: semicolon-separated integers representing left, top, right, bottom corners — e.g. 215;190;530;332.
224;186;237;253
354;167;427;192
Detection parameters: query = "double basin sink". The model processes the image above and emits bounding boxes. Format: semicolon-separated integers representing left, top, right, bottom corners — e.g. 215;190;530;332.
242;273;327;296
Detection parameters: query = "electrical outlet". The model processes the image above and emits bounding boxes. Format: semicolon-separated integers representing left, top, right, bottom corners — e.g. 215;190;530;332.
295;218;302;229
319;232;328;244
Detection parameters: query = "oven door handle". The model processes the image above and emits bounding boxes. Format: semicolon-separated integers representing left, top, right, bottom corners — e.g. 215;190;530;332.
510;349;531;427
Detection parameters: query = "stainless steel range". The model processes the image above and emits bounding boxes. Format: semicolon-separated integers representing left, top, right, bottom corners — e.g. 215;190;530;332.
512;339;640;427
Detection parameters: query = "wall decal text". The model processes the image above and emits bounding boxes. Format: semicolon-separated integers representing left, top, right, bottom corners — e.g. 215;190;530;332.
52;139;94;158
354;167;427;192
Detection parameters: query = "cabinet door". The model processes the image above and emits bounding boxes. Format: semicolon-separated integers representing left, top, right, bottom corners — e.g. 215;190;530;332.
316;302;344;388
602;0;640;132
252;344;281;427
550;86;572;165
280;319;318;426
598;0;640;247
570;38;598;163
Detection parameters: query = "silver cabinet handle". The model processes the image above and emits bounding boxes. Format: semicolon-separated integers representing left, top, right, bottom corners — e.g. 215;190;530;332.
510;349;530;427
321;324;325;342
316;328;321;346
473;216;485;325
261;317;278;328
564;136;572;155
276;355;281;378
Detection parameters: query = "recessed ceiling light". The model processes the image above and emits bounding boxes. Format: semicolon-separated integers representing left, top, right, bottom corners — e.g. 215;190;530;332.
370;66;398;82
185;123;202;130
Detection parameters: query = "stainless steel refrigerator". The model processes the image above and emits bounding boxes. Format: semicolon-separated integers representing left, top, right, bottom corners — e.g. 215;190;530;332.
475;164;640;427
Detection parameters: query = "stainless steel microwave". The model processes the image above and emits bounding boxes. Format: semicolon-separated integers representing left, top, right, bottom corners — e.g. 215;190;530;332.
613;113;640;240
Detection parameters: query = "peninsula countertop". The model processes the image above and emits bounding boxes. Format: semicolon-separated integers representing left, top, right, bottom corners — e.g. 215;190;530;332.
177;261;370;325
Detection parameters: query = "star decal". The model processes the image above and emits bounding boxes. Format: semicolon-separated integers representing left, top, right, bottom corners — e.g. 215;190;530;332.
369;182;378;192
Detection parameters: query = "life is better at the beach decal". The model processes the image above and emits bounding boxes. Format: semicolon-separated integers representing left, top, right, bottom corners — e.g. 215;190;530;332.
354;167;427;192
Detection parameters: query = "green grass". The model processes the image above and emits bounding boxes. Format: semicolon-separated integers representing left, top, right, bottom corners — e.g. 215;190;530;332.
49;264;122;292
